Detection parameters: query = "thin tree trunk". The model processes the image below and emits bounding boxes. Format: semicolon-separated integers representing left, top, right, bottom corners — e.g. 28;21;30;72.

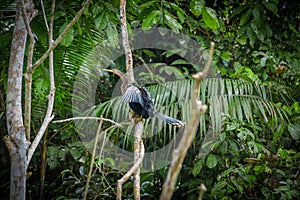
5;0;30;199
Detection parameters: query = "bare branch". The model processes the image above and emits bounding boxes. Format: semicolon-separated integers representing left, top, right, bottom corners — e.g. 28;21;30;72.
120;0;134;83
40;0;49;32
160;42;215;200
198;183;207;200
133;120;143;200
26;0;91;170
116;141;145;200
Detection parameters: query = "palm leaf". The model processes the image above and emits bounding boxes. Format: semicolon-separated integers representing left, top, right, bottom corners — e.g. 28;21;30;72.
91;78;288;148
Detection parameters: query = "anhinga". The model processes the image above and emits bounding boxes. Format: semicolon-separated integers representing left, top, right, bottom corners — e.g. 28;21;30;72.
104;69;184;127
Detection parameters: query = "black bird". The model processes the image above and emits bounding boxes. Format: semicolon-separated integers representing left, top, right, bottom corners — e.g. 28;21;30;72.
104;69;184;127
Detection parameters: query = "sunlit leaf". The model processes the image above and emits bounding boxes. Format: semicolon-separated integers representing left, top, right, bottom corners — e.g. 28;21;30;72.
190;0;205;17
142;10;161;30
206;154;218;168
202;7;219;30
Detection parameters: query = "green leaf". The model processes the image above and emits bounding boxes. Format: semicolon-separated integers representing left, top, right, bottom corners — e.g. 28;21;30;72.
164;13;182;33
139;0;159;10
106;22;118;48
252;5;262;23
211;181;227;194
230;176;243;193
202;7;219;30
221;51;231;61
177;10;185;23
230;5;248;18
170;59;191;65
192;159;204;176
220;132;226;142
159;66;184;78
236;36;248;45
262;2;278;16
260;56;268;67
59;22;75;47
288;124;300;140
190;0;205;17
95;11;109;30
239;8;252;26
105;157;115;166
206;154;218;168
142;10;161;30
167;2;186;23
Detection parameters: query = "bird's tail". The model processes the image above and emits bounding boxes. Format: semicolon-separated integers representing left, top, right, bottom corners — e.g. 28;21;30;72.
154;113;184;127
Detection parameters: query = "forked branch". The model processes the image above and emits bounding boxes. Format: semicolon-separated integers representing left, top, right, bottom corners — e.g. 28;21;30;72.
26;0;92;170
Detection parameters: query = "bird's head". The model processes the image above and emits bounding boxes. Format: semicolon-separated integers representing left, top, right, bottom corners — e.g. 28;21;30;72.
104;68;128;84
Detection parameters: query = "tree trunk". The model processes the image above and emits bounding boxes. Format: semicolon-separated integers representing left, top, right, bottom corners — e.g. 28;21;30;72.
5;1;29;199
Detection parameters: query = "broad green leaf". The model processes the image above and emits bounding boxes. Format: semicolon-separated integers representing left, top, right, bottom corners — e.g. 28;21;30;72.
139;0;159;10
260;56;268;67
202;7;219;30
230;5;248;18
192;159;204;176
159;66;184;79
221;51;231;61
262;2;278;16
239;8;252;26
170;59;191;65
252;5;262;23
142;10;161;30
206;154;218;168
177;10;185;23
95;11;108;30
106;22;118;48
105;157;115;166
164;49;186;58
164;13;182;33
167;2;186;23
288;124;300;140
236;36;247;45
190;0;205;17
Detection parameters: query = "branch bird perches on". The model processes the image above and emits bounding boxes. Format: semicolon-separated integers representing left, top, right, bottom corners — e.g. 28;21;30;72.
104;69;184;127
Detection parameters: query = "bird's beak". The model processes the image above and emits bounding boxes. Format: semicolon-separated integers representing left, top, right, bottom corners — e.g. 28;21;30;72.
103;69;114;73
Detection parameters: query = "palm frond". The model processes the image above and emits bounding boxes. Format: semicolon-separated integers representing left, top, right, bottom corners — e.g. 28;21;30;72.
93;78;288;147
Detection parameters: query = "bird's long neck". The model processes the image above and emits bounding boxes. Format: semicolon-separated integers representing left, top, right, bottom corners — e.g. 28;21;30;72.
113;69;129;94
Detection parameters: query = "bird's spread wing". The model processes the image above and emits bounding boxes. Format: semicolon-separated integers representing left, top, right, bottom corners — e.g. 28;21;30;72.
122;85;144;105
139;87;154;108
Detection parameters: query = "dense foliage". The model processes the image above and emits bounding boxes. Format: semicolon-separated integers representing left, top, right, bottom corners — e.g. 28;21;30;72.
0;0;299;199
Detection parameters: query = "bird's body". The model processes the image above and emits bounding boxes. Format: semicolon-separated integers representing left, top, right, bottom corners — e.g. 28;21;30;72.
105;69;184;127
123;84;154;118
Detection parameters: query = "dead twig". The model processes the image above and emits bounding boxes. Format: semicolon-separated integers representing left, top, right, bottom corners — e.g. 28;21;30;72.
83;119;104;200
160;42;215;200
